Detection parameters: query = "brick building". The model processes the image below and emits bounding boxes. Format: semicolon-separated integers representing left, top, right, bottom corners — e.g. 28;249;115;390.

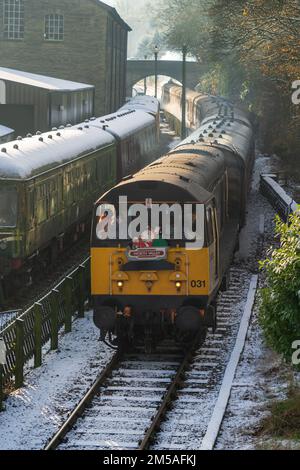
0;0;131;115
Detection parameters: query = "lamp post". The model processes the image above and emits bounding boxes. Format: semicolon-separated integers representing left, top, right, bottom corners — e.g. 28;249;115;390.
144;55;148;95
181;44;187;139
154;45;159;98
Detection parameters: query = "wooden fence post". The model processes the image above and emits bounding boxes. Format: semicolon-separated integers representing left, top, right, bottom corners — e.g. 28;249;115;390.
34;303;43;368
15;319;24;389
50;290;59;351
77;266;85;319
64;277;73;334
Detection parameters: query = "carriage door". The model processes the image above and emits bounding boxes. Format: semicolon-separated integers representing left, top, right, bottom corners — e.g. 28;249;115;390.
206;203;219;288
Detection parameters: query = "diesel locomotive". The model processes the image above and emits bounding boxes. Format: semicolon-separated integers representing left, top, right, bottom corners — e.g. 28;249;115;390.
91;86;254;349
0;97;160;305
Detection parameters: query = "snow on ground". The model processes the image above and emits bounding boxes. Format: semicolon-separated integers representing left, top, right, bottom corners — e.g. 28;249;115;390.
216;153;300;450
0;153;298;450
0;310;21;331
0;312;113;450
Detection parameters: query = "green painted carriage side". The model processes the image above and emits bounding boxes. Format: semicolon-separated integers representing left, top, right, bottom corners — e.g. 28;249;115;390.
0;143;117;270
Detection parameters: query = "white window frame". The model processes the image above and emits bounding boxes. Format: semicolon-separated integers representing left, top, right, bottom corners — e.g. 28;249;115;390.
44;14;64;41
2;0;24;40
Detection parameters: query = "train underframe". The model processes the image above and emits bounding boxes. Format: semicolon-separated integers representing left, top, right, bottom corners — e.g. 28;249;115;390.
0;218;91;307
93;295;217;353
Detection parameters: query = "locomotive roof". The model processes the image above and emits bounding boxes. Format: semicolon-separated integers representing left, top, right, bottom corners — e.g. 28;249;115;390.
87;109;155;139
118;96;160;116
0;126;115;180
0;124;14;137
178;115;253;164
0;67;94;92
98;145;225;205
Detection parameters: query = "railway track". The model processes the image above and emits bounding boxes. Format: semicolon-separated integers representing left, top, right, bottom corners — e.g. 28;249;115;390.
44;266;257;451
45;337;203;451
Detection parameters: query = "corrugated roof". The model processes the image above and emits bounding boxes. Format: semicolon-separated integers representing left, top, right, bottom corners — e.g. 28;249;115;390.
0;67;94;92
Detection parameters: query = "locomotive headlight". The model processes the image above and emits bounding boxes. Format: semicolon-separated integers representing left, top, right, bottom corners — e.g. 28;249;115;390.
176;281;182;290
117;281;124;288
146;281;153;291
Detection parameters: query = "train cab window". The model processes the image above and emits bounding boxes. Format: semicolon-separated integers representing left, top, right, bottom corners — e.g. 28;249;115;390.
206;207;214;246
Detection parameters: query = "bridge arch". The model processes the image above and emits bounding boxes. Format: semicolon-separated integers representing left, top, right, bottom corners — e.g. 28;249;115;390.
126;60;208;97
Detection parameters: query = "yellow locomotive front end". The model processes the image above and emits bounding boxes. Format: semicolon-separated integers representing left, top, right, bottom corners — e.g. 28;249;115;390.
91;222;217;348
90;156;226;349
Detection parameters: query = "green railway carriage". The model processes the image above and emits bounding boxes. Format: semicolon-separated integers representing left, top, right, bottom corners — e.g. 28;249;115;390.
0;126;117;295
0;97;160;304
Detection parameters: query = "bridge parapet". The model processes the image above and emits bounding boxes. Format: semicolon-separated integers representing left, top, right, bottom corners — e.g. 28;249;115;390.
126;59;207;96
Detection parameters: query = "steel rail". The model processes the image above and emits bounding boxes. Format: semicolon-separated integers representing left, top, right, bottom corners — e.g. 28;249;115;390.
138;334;203;450
44;336;202;451
44;351;121;450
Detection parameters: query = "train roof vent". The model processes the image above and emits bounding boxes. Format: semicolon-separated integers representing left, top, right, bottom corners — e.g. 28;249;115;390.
36;131;42;135
84;119;89;123
48;135;53;139
26;133;32;138
203;130;207;134
59;125;65;130
52;127;58;131
208;133;214;137
66;124;72;128
179;175;190;183
13;144;18;149
1;148;7;153
227;123;231;127
84;125;89;129
219;134;223;138
78;127;83;131
56;132;61;137
213;140;219;144
39;137;43;142
17;136;23;140
199;138;204;142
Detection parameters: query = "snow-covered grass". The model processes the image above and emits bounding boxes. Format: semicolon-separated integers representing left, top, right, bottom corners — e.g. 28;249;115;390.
216;153;300;450
0;311;113;450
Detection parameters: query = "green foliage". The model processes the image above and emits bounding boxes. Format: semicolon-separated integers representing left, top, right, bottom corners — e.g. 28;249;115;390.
136;31;166;60
259;213;300;366
153;0;300;158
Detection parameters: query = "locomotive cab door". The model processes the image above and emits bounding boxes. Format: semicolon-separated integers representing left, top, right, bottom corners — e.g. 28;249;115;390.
206;201;220;290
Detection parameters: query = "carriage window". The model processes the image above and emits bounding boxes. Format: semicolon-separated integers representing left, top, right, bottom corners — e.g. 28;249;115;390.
0;187;17;227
